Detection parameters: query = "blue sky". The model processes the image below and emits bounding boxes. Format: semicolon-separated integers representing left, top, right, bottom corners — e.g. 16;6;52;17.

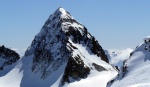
0;0;150;50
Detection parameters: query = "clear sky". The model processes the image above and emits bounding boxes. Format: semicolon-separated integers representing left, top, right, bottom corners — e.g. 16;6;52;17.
0;0;150;50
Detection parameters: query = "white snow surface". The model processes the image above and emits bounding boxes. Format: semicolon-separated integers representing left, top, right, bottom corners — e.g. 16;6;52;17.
64;71;117;87
111;41;150;87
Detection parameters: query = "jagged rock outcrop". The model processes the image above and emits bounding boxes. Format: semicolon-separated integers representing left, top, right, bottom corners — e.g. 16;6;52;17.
0;45;20;70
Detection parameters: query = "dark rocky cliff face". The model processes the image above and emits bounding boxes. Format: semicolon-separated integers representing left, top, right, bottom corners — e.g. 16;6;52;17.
24;7;109;84
62;57;90;85
0;45;20;70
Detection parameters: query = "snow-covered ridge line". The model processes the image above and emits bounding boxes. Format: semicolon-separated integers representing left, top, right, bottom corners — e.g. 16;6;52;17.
111;36;150;87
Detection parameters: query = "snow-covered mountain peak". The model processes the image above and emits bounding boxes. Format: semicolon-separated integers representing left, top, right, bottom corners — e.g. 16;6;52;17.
55;7;70;17
48;7;73;23
37;7;86;37
19;7;116;87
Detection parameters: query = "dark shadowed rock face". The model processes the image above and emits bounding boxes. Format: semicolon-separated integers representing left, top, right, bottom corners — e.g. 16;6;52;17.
24;7;108;84
92;63;106;72
62;57;90;85
0;45;20;70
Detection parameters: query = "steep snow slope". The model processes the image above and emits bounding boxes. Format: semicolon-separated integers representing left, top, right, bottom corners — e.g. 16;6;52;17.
111;36;150;87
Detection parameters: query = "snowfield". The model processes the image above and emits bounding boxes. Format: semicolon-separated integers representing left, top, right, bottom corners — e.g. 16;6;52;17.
0;63;117;87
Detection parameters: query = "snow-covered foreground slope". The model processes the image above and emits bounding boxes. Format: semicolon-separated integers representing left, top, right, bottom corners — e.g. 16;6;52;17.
111;37;150;87
0;59;117;87
63;71;117;87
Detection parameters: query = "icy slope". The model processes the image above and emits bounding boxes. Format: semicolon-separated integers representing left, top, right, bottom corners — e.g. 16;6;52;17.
111;36;150;87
